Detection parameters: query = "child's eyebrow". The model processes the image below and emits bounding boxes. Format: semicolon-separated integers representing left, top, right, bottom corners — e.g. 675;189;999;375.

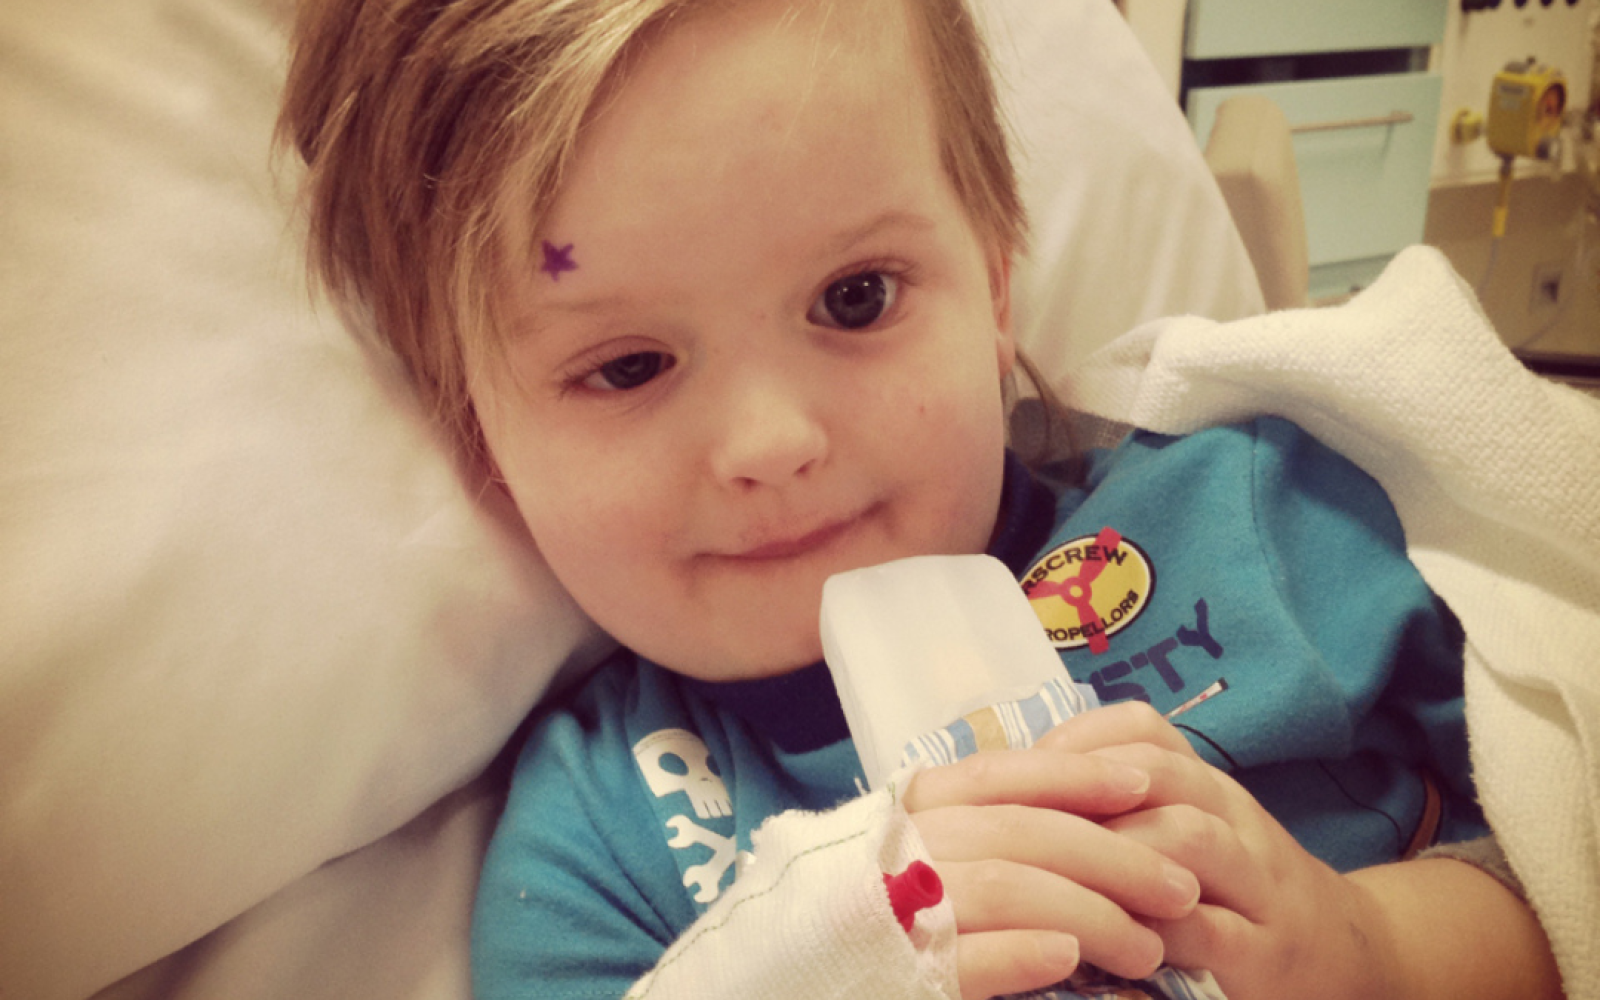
502;291;635;344
827;210;937;255
531;293;630;317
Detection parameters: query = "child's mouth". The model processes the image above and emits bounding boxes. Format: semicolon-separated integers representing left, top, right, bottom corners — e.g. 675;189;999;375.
721;507;877;563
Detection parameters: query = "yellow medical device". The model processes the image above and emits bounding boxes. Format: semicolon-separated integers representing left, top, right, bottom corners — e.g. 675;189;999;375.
1487;59;1567;161
1486;60;1567;240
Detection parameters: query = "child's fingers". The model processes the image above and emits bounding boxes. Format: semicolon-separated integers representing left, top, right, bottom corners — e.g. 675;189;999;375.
954;930;1081;1000
916;803;1202;921
1145;903;1260;982
1103;803;1269;922
1084;743;1276;917
1039;701;1200;759
1088;741;1237;820
1144;848;1366;1000
938;858;1168;980
901;746;1152;817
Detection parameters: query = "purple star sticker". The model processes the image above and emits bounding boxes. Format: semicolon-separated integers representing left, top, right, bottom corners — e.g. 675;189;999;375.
539;240;578;281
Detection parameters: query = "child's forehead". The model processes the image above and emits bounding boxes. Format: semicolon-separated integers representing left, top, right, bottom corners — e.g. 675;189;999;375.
512;0;945;245
663;0;917;62
616;0;927;121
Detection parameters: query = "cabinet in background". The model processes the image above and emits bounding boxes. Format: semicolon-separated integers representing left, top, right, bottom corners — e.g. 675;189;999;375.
1183;0;1447;301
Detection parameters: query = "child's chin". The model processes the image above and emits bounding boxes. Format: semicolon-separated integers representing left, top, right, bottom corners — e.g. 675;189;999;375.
685;632;826;683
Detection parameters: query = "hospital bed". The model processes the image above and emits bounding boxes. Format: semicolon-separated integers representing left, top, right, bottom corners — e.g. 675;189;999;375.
3;2;1596;999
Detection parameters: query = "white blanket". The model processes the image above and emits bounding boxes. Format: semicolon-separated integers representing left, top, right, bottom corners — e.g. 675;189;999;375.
1072;245;1600;1000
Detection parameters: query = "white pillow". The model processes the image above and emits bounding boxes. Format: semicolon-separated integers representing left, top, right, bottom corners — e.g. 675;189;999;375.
978;0;1263;372
0;1;1259;998
0;2;603;998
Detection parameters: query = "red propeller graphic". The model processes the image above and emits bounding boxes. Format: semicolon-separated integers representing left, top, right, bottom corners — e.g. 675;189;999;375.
1026;526;1123;654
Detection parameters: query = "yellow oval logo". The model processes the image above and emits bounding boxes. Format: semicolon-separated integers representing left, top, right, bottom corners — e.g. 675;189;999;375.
1021;528;1154;653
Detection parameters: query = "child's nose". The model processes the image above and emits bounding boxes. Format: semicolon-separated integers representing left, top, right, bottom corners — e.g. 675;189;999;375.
707;378;829;489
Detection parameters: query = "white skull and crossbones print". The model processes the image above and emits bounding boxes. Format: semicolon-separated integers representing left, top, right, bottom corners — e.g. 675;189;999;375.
632;728;738;903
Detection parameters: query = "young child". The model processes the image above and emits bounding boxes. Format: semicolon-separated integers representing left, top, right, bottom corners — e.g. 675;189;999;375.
279;0;1562;998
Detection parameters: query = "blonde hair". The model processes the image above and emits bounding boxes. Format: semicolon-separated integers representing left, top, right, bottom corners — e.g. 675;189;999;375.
279;0;1026;457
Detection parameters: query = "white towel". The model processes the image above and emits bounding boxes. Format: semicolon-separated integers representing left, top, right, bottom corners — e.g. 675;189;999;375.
1071;245;1600;1000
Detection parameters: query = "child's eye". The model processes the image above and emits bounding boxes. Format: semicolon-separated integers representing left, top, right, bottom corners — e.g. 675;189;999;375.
808;271;899;330
578;351;676;392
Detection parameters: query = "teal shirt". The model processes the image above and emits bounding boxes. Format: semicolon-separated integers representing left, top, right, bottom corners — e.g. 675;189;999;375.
473;417;1485;999
1039;418;1481;869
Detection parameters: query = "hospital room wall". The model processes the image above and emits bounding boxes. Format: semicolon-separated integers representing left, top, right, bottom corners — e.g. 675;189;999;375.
1126;0;1598;365
1425;0;1599;364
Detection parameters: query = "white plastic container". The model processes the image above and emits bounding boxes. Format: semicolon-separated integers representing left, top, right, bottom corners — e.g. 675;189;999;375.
820;554;1095;790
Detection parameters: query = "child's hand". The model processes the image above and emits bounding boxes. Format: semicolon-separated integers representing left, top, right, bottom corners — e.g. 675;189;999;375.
902;741;1203;1000
1038;702;1379;1000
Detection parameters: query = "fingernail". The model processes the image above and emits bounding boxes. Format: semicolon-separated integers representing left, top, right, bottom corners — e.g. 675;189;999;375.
1040;932;1080;971
1135;929;1168;978
1108;762;1150;795
1163;863;1200;910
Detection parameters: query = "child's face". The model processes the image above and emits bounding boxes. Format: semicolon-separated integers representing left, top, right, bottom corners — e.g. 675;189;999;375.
474;0;1015;682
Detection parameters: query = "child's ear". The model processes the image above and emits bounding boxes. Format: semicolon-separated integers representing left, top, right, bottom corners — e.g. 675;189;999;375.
989;247;1016;379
